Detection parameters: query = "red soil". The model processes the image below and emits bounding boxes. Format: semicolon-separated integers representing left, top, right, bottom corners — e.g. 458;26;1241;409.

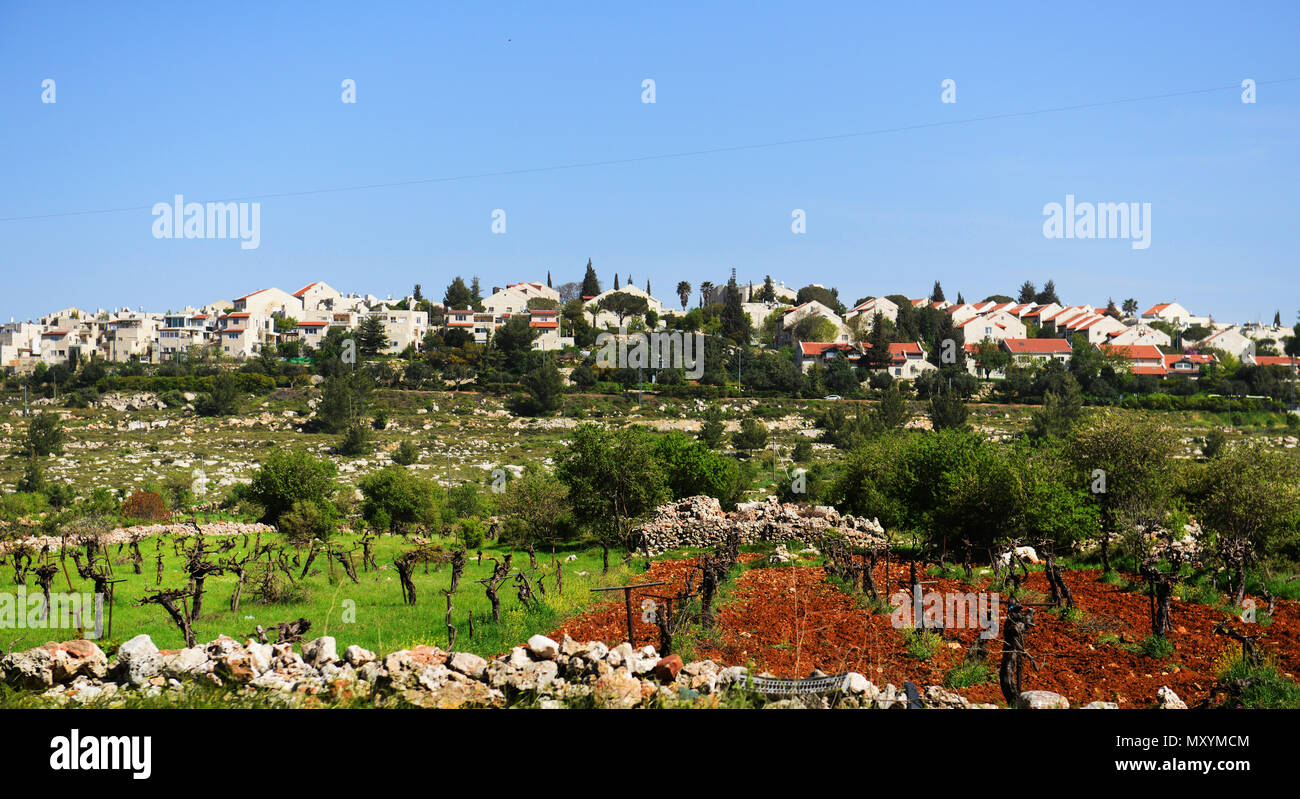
550;557;1299;707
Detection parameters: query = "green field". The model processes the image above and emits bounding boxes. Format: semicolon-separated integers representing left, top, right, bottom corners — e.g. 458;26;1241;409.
12;530;635;658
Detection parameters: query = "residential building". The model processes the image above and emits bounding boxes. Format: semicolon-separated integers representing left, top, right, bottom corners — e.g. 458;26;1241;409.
796;341;862;373
1141;302;1194;328
292;282;343;311
1106;323;1172;348
1002;337;1072;366
844;296;900;325
232;287;300;317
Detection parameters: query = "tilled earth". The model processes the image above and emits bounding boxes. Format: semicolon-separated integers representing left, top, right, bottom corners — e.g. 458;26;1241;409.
551;556;1298;707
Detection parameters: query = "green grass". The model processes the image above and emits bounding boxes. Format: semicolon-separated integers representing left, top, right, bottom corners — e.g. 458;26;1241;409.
944;660;993;689
1048;604;1086;623
1213;654;1300;709
7;531;630;661
1139;634;1175;659
901;627;941;660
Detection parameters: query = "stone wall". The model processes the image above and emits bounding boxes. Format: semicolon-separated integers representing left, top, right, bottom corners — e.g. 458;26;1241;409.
633;495;886;556
1;632;990;709
0;521;275;557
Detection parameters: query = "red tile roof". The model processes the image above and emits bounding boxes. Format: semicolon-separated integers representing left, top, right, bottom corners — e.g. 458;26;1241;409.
1131;365;1168;376
799;341;860;358
1252;355;1298;368
292;282;319;298
1102;344;1163;361
1003;338;1072;355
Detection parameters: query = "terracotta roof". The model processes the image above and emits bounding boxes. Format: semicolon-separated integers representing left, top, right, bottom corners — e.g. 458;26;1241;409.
1143;303;1171;316
292;282;319;297
1131;365;1168;376
1003;338;1071;355
1252;355;1298;368
799;341;858;357
1102;344;1164;361
234;289;270;301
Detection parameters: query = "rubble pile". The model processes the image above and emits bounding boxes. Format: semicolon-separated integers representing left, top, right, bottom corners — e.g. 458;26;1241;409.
633;495;886;556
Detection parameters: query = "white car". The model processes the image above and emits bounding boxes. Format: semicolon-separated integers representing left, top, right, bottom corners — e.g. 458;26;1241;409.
823;395;842;401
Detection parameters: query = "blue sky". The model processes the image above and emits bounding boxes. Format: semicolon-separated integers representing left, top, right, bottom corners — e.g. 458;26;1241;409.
1;2;1297;324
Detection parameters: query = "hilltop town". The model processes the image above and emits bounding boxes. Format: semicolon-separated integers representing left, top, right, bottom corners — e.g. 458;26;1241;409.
4;271;1297;401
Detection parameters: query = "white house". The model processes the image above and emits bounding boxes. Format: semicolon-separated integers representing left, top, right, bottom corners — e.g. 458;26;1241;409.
291;282;343;311
1106;323;1172;348
583;283;667;330
781;301;850;345
1141;302;1194;328
369;309;429;354
1002;337;1073;366
232;287;300;318
845;296;900;326
1194;325;1255;359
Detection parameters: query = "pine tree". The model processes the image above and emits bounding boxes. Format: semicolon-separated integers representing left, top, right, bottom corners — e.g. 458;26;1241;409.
1018;281;1037;304
443;277;473;309
547;271;552;288
613;274;620;290
581;260;600;297
470;277;484;310
721;276;751;343
931;281;945;303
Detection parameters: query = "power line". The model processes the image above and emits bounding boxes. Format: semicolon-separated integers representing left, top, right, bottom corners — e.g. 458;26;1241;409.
2;76;1297;224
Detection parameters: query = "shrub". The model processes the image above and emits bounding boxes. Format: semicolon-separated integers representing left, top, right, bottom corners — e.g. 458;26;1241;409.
159;390;187;408
1140;634;1175;659
277;499;338;545
1213;653;1300;709
160;472;195;511
244;450;339;525
791;439;813;462
457;517;486;549
0;492;50;521
902;627;941;660
391;440;420;465
337;424;372;456
25;412;65;457
358;466;441;534
731;418;769;452
944;661;993;689
121;491;171;523
1200;429;1227;460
